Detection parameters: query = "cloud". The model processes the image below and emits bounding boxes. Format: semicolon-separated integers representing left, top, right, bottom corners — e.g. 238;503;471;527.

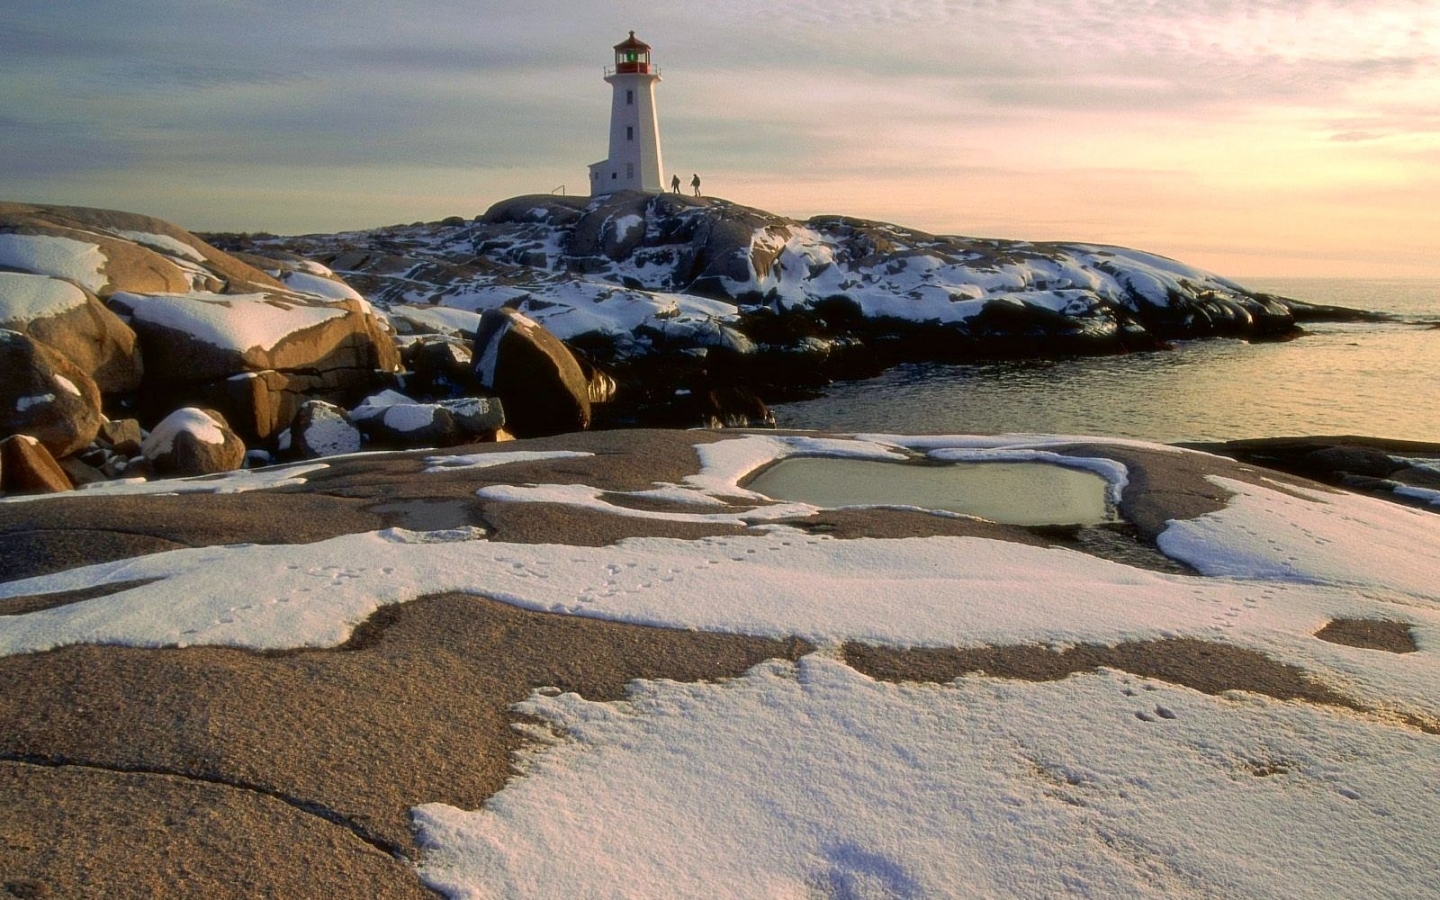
4;0;1437;273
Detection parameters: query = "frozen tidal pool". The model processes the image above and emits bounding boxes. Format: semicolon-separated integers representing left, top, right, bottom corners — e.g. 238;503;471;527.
745;457;1114;525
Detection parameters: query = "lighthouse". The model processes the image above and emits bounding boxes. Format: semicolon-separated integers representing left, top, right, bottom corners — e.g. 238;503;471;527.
588;32;665;195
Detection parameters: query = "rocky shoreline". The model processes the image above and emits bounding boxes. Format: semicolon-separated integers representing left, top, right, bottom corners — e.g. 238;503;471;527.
2;195;1396;499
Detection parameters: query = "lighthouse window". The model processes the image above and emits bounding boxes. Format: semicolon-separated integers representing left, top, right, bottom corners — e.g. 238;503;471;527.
626;125;634;141
627;162;635;179
626;89;634;106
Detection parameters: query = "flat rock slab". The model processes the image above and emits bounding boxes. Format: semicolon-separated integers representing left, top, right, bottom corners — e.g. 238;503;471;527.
0;428;1432;897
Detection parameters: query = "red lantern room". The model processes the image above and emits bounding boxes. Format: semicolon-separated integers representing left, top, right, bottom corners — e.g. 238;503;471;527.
613;31;653;75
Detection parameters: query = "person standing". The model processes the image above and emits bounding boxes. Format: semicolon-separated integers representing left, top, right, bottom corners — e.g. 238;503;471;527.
691;173;701;197
671;173;681;193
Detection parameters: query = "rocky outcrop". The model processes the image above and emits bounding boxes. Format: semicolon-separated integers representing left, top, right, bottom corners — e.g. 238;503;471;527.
472;308;592;437
0;330;105;459
211;192;1378;430
141;407;246;477
1;202;402;450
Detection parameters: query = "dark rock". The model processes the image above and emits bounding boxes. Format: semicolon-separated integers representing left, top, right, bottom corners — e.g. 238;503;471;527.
441;396;506;436
671;385;775;429
1391;465;1440;490
97;418;144;456
0;329;105;459
140;407;246;477
108;454;155;481
572;350;618;404
1303;446;1406;479
472;308;592;437
407;337;479;398
0;435;72;495
57;455;107;487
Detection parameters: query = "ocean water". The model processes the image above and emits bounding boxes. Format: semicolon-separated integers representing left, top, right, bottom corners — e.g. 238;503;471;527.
772;278;1440;443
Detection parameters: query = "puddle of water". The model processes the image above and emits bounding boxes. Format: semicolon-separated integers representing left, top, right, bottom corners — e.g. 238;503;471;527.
745;458;1114;526
369;499;478;531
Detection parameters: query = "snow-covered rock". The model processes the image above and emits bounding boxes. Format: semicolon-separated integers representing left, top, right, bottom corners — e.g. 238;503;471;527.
208;192;1357;429
349;392;505;449
0;202;402;452
107;291;385;383
141;407;245;477
291;400;363;459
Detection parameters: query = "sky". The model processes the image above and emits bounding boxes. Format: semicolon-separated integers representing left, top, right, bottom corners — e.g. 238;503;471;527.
2;1;1438;278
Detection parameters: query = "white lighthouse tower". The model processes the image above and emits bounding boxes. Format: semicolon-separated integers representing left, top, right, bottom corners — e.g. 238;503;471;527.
588;31;665;195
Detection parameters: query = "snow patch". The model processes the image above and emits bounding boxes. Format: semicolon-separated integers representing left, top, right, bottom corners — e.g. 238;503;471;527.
109;291;347;354
51;375;81;397
415;655;1440;899
381;404;439;434
389;305;483;337
1394;485;1440;507
0;272;90;322
0;234;107;293
14;394;56;413
110;230;206;262
280;270;364;302
298;407;361;457
0;462;328;505
1158;476;1440;600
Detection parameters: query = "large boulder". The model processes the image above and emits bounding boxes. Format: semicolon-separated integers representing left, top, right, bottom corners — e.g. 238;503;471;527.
0;329;105;458
472;308;592;437
107;291;398;384
141;407;246;477
0;434;72;495
0;272;142;394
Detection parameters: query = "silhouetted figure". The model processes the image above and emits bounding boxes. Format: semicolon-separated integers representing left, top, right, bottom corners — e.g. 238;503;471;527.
691;173;701;197
671;174;681;193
